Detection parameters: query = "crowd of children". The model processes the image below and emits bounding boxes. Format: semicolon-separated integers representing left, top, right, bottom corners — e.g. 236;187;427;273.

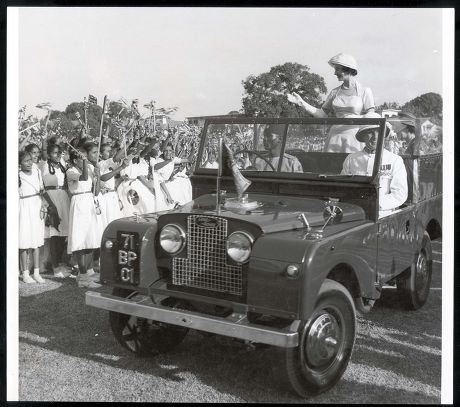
18;127;194;288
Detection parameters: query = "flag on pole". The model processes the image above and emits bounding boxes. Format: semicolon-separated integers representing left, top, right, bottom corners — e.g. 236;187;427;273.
88;94;98;105
36;102;52;109
103;96;110;114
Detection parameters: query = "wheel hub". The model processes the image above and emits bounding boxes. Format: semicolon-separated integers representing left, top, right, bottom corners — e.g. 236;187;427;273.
304;311;340;368
415;252;428;294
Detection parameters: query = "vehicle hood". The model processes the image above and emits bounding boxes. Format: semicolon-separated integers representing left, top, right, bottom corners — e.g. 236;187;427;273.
170;193;366;234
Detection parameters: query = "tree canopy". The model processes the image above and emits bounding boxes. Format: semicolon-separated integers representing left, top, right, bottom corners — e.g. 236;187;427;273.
401;92;443;124
241;62;327;117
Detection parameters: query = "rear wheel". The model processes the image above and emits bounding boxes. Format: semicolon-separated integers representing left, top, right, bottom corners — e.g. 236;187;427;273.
396;231;432;310
109;288;188;356
284;279;356;397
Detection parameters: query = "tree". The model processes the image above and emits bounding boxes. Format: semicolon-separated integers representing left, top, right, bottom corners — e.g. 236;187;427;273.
241;62;327;117
401;92;442;123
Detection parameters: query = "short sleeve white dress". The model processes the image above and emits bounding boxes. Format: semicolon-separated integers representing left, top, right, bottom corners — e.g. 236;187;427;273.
19;167;45;249
66;164;104;254
117;158;156;217
41;161;70;238
155;157;193;206
322;80;375;153
99;158;124;227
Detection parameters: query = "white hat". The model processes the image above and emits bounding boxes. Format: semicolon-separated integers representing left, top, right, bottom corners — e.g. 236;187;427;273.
328;53;358;71
356;122;392;142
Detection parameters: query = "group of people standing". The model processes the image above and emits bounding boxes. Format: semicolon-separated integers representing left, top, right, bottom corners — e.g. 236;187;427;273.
18;132;193;288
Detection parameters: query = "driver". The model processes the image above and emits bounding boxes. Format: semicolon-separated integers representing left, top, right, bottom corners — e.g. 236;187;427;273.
254;124;303;172
341;123;408;215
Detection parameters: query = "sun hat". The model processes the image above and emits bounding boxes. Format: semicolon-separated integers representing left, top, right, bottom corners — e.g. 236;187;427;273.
356;122;392;142
328;53;358;71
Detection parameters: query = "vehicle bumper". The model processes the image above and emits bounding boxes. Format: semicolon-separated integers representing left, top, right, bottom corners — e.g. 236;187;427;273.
86;291;299;348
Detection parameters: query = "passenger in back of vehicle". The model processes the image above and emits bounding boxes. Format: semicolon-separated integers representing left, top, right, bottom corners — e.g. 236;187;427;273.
341;123;408;217
254;124;303;173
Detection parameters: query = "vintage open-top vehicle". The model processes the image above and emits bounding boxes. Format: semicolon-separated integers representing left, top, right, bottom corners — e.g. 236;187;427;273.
86;116;442;397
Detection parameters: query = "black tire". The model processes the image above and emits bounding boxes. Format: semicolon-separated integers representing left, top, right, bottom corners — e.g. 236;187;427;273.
284;279;356;397
396;231;433;310
353;296;374;315
109;288;188;356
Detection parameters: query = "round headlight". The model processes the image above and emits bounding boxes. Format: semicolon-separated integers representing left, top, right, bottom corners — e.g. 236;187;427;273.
226;232;254;264
160;224;186;254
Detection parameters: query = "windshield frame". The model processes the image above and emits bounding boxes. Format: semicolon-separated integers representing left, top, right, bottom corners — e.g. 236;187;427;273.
194;117;388;183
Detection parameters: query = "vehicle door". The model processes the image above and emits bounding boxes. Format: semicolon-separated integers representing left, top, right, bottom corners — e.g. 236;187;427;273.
376;119;419;282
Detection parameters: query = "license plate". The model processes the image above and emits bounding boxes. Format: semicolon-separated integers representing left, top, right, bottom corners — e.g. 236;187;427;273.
116;231;140;285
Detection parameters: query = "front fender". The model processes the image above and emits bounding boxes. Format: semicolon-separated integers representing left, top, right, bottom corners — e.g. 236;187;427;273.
247;222;378;320
300;222;378;319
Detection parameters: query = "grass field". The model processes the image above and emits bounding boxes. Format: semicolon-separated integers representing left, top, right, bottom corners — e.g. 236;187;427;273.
17;239;443;403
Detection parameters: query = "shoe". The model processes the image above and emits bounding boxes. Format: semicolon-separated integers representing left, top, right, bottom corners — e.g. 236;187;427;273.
87;268;95;276
68;267;79;279
54;265;70;278
33;272;45;284
22;271;36;284
77;273;102;288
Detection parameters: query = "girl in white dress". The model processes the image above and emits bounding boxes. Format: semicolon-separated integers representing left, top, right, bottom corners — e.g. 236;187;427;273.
154;144;192;206
287;53;376;153
98;143;127;227
41;143;71;278
66;147;103;288
19;151;46;283
117;147;157;217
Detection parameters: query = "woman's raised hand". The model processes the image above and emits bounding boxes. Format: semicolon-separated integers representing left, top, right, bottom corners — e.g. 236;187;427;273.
287;92;304;106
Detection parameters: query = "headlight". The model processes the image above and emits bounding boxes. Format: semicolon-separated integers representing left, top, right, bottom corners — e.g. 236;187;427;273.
226;231;254;264
160;224;186;254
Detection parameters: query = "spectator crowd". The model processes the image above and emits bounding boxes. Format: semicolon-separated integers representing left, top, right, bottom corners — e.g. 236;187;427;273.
18;101;202;288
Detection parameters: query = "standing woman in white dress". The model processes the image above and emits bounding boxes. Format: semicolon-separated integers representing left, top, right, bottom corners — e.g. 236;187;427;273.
41;143;71;278
19;151;46;283
66;147;103;288
287;53;376;153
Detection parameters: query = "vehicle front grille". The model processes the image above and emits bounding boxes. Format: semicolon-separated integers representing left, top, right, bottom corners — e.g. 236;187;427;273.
172;215;243;296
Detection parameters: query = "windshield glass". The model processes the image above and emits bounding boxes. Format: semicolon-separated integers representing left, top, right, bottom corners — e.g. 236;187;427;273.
199;121;381;177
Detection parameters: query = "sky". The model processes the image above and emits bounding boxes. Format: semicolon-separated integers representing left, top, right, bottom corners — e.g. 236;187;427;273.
16;7;443;121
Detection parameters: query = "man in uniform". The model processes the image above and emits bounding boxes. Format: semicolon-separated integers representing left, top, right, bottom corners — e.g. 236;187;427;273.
341;123;408;217
254;124;303;172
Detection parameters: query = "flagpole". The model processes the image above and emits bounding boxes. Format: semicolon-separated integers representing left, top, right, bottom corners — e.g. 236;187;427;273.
96;95;107;162
19;122;40;134
216;136;223;214
43;108;51;138
84;97;88;132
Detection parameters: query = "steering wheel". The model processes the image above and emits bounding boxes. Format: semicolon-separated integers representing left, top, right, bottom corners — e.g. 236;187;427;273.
233;149;276;172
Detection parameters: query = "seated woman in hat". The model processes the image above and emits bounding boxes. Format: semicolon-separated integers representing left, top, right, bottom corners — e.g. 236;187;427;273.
287;53;376;153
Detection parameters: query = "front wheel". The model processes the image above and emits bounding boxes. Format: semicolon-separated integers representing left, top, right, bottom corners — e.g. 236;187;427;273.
284;279;356;397
396;231;433;310
109;288;188;356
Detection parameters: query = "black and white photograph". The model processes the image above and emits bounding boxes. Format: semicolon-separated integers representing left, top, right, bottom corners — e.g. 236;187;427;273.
7;6;454;403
